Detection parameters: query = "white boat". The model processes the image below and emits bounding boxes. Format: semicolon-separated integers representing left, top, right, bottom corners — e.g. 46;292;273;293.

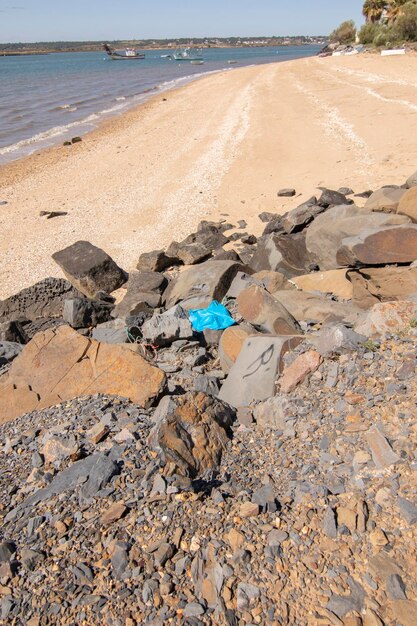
381;49;406;56
173;47;203;62
190;60;204;65
228;60;238;64
104;44;145;60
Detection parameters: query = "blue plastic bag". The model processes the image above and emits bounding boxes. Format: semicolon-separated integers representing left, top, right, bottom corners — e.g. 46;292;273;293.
189;301;236;332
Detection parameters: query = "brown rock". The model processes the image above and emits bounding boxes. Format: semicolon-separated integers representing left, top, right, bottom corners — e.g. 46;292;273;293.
366;425;401;469
365;186;406;213
218;325;255;373
397;186;417;222
363;609;384;626
149;392;234;478
237;285;301;335
354;301;417;338
250;232;311;278
292;270;353;300
279;350;322;393
273;290;362;325
348;266;417;310
253;270;293;293
391;600;417;626
225;528;245;551
336;224;417;267
87;422;109;444
41;435;80;465
101;502;128;525
0;325;165;423
52;241;126;298
240;503;259;517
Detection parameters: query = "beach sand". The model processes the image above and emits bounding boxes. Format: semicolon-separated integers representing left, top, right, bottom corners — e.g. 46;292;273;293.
1;53;417;299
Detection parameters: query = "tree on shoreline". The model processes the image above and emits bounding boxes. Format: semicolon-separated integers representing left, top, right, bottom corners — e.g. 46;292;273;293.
360;0;417;42
363;0;387;23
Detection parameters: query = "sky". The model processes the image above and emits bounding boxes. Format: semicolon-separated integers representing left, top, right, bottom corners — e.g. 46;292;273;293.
0;0;365;43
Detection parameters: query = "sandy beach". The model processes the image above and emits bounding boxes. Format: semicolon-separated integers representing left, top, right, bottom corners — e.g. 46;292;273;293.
1;53;417;299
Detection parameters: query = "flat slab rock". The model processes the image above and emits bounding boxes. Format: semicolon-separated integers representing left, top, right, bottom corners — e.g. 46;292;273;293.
0;325;165;423
336;224;417;267
354;300;417;338
218;334;302;408
52;240;127;298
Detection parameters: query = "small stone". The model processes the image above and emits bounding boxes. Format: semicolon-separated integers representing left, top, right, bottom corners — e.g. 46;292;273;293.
101;502;128;525
369;528;388;547
240;503;259;517
397;497;417;525
386;574;407;600
278;188;296;197
225;528;245;551
279;350;322;393
366;425;401;469
87;421;109;444
0;543;15;563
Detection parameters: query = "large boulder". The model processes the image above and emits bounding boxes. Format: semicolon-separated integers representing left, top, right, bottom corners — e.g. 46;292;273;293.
272;290;362;325
0;277;79;323
365;187;406;213
281;199;326;234
163;260;243;310
52;241;127;298
397;186;417;222
249;232;311;277
63;297;114;329
336;224;417;267
305;205;410;270
354;301;417;338
137;249;179;272
218;335;302;408
237;285;301;335
149;392;234;478
292;270;353;301
0;325;166;423
348;266;417;309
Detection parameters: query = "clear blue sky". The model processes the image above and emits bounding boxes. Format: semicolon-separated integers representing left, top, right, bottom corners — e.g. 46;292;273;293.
0;0;365;43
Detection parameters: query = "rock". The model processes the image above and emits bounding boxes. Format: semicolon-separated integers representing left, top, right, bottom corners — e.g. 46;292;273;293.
348;266;417;310
323;507;338;539
318;188;353;207
63;297;114;328
177;243;211;265
292;270;353;301
212;248;241;262
236;583;260;611
111;541;130;580
237;285;301;335
52;241;127;298
226;271;262;298
41;434;79;465
21;549;45;571
0;277;79;323
113;271;167;319
250;232;312;277
338;187;354;196
218;335;302;408
0;542;15;563
91;319;128;344
154;543;175;567
279;350;322;393
336;224;417;267
397;185;417;222
0;320;28;344
0;341;23;366
311;324;366;356
149;392;234;478
397;497;417;525
253;395;296;429
278;188;296;197
87;421;109;444
252;483;278;512
281;199;326;234
141;305;194;347
390;600;417;626
225;528;245;551
305;205;410;270
253;270;292;293
365;186;406;213
262;215;285;236
163;260;243;310
218;325;255;373
137;249;179;272
406;169;417;188
272;290;362;326
326;579;365;618
182;221;229;251
194;375;220;397
259;211;279;223
366;425;401;469
0;325;165;423
354;301;417;338
101;502;128;525
386;574;407;600
240;502;259;517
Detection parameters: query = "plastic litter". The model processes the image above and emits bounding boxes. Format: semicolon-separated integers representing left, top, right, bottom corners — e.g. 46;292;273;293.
189;300;236;332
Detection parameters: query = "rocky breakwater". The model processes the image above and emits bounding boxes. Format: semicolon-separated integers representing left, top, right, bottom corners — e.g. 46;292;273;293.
0;173;417;624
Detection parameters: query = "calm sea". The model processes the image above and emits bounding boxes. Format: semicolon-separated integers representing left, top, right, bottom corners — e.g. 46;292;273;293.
0;45;320;165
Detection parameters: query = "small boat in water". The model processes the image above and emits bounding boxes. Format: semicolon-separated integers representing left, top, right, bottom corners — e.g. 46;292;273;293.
173;47;203;62
190;60;204;65
228;60;238;64
104;44;145;60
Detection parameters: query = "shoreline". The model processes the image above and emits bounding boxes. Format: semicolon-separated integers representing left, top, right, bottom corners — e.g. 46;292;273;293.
1;53;417;299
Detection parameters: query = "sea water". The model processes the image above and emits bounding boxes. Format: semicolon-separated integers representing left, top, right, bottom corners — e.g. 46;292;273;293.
0;45;320;165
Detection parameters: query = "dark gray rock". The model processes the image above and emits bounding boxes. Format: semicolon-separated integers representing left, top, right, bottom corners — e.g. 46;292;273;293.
259;212;279;223
397;497;417;525
63;297;114;328
137;249;179;272
386;574;407;600
0;320;28;344
21;548;45;571
194;375;220;397
249;232;311;278
0;542;15;563
92;319;128;344
52;241;127;298
277;188;296;197
326;578;365;618
0;341;23;366
323;507;337;538
318;188;353;207
281;199;326;234
177;243;212;265
0;277;79;323
111;542;130;580
252;483;279;513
